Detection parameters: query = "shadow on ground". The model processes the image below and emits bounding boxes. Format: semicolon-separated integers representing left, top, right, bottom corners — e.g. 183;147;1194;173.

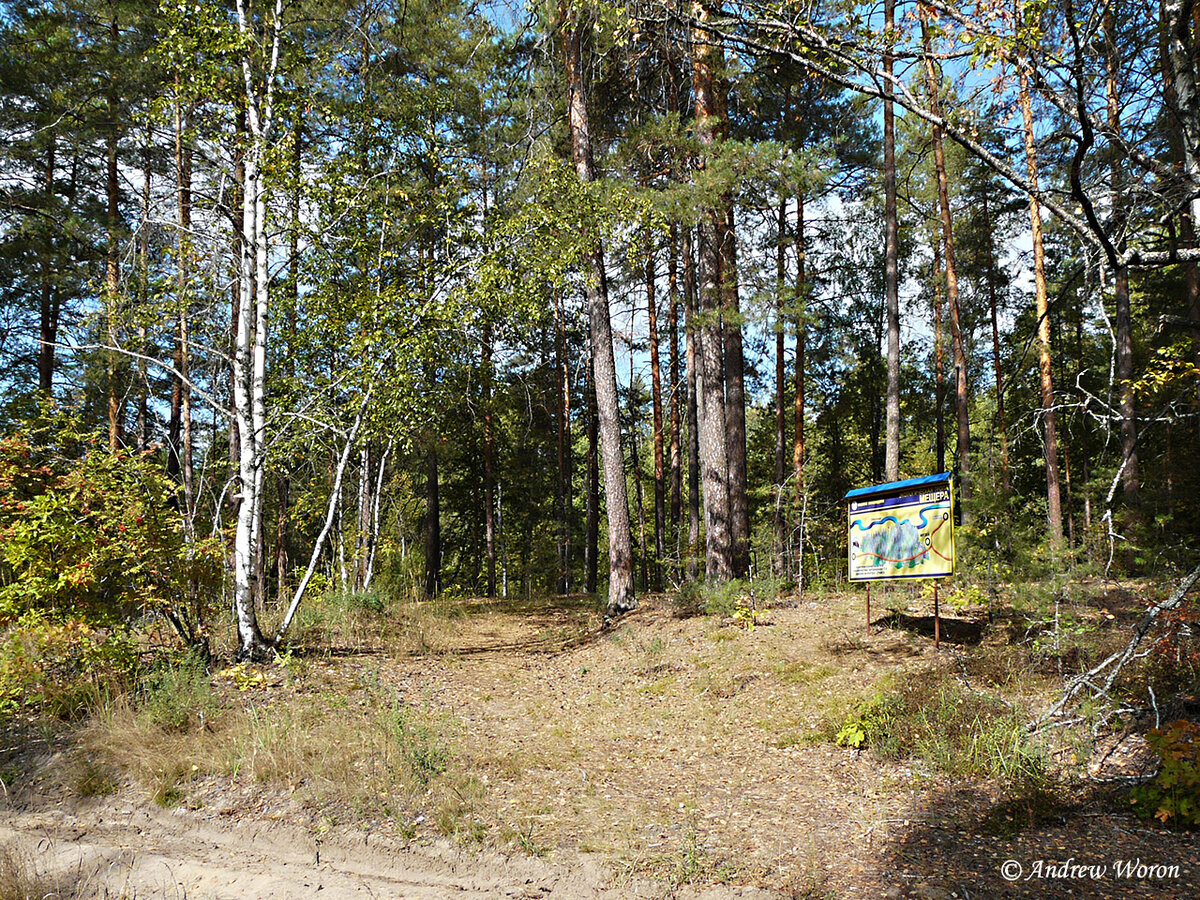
868;781;1200;899
875;611;986;646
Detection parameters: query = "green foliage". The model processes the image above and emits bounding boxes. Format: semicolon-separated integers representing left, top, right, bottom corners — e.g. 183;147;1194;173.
388;703;451;785
288;586;398;650
675;576;788;622
834;672;1048;783
834;719;867;749
0;423;220;639
0;611;137;721
1131;720;1200;828
920;580;988;611
137;649;215;733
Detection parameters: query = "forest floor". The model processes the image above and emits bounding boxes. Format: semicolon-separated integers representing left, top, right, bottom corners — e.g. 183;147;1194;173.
3;587;1199;898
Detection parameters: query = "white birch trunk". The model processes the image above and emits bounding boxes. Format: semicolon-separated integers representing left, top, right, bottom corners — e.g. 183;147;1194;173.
231;0;284;659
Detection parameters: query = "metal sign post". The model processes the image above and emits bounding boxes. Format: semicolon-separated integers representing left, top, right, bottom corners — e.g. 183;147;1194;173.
866;583;871;637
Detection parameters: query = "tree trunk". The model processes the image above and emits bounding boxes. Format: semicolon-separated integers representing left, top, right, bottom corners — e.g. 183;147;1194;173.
38;139;57;395
922;7;971;521
684;226;702;582
883;0;902;483
232;144;266;658
774;195;788;577
692;6;732;581
483;322;497;596
629;353;648;590
585;372;600;594
1107;3;1139;505
1169;1;1200;435
136;137;150;452
106;11;122;453
712;66;748;577
1017;38;1065;546
230;0;284;659
561;4;636;614
668;225;682;550
176;89;195;520
424;437;440;597
275;110;301;601
555;294;571;594
793;194;807;585
981;186;1010;493
229;106;245;480
722;207;750;578
647;243;666;590
933;239;946;474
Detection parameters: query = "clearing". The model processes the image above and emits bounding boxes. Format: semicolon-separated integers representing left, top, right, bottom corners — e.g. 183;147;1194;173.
2;588;1198;898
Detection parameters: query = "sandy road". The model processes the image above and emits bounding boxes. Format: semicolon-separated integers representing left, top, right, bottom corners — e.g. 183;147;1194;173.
1;798;776;899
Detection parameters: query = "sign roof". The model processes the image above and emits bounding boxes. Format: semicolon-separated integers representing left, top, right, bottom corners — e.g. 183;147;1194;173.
843;472;953;502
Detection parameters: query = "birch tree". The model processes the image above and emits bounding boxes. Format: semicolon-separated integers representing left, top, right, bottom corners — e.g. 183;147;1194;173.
229;0;286;659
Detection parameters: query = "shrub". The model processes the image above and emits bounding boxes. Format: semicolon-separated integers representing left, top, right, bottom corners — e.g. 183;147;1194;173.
137;649;216;732
1131;720;1200;828
835;672;1048;783
0;611;137;721
675;576;788;621
0;424;220;643
388;703;451;785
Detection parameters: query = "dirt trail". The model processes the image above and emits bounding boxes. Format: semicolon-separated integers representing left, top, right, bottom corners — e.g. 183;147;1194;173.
4;593;1199;899
1;797;772;899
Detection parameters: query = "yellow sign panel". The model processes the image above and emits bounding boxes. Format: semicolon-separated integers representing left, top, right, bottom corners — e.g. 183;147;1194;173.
847;483;955;582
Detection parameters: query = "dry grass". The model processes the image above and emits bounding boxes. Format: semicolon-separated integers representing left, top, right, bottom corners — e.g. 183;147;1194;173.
0;844;107;900
22;583;1190;895
76;659;482;837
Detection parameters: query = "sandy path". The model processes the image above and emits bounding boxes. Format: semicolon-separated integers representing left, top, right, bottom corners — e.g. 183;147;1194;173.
1;798;775;899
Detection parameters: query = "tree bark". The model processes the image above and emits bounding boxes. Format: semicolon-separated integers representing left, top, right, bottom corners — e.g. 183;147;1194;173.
555;294;572;594
793;194;807;585
981;185;1010;492
231;0;285;659
176;87;195;520
1166;1;1200;433
38;139;57;395
683;226;702;582
1017;31;1065;546
647;243;666;590
722;207;750;578
483;322;497;596
424;436;440;598
561;4;636;614
692;8;733;581
585;370;600;594
629;353;648;590
1107;2;1139;505
668;225;682;548
105;12;121;453
922;6;971;522
136;136;150;452
933;239;946;474
883;0;902;483
774;195;788;577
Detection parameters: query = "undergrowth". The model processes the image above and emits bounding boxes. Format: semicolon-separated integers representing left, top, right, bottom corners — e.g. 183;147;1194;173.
833;670;1049;783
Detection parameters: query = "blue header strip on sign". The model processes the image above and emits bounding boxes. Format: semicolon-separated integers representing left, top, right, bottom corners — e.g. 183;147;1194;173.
843;473;952;502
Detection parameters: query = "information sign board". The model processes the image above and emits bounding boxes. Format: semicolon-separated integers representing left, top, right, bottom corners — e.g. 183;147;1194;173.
846;475;955;582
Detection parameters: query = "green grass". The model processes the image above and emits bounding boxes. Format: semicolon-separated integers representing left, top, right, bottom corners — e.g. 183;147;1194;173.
834;669;1050;783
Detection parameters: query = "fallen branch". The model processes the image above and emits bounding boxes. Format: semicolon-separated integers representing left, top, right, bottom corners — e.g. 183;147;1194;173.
1032;561;1200;731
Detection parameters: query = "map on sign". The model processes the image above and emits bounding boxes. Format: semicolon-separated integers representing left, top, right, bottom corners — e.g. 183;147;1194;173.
847;484;955;582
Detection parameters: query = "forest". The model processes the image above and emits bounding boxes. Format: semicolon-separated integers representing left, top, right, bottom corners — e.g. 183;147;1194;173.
2;0;1200;896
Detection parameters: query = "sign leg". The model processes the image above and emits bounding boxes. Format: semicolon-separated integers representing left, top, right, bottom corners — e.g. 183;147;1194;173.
934;582;940;650
866;583;871;637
